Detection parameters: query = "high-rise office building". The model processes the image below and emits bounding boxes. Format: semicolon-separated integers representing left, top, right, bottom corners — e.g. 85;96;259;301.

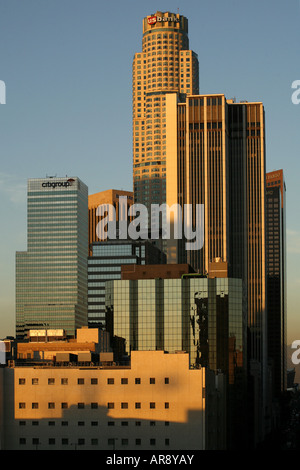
105;264;247;449
165;93;267;446
88;239;166;328
16;177;88;339
266;169;287;396
132;11;199;221
88;189;134;255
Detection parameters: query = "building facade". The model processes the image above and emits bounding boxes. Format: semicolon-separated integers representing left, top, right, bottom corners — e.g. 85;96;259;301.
88;240;166;328
16;177;88;339
132;11;199;238
88;189;134;255
1;351;221;450
266;170;287;397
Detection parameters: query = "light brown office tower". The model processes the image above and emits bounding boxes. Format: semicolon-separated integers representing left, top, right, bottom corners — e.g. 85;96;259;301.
166;94;267;447
88;189;133;254
132;11;199;242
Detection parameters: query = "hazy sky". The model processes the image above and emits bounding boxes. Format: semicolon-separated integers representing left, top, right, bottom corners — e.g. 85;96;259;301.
0;0;299;347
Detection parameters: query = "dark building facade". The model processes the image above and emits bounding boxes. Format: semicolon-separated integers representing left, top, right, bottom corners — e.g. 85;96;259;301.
88;240;166;328
266;170;287;397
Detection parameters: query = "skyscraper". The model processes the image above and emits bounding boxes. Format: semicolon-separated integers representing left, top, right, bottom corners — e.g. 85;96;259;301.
266;169;287;396
16;177;88;339
88;189;134;255
165;94;267;445
132;11;199;222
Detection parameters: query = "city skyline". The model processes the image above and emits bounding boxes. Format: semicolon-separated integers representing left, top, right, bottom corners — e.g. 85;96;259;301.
0;0;299;351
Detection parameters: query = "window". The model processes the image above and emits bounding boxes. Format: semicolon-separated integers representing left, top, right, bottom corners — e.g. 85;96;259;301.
32;421;38;426
48;402;55;409
122;439;128;446
19;403;26;409
150;378;155;384
165;402;170;409
61;402;68;409
91;378;98;385
107;402;114;409
121;402;128;409
19;438;26;445
165;377;169;384
32;438;39;446
61;378;68;385
32;378;39;385
150;421;156;426
107;378;114;385
108;421;115;426
78;421;85;426
49;438;55;445
91;439;98;446
165;439;170;446
19;421;26;426
78;439;85;446
121;378;128;384
62;438;68;445
135;378;141;384
61;421;68;426
48;421;55;426
91;421;98;426
135;402;141;409
121;421;129;426
135;421;141;426
150;439;156;446
78;403;84;409
19;378;25;385
32;403;39;409
150;402;155;409
136;439;141;446
48;378;55;385
91;402;98;409
78;378;84;385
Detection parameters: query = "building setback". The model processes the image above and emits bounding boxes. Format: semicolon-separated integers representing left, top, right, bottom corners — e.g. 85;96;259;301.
16;177;88;339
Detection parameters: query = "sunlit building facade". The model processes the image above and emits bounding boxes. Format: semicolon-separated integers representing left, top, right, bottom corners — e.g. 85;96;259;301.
132;11;199;245
88;189;134;255
16;177;88;339
0;351;225;450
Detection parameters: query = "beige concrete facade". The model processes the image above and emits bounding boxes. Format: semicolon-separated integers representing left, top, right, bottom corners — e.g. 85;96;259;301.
0;351;216;450
133;11;199;204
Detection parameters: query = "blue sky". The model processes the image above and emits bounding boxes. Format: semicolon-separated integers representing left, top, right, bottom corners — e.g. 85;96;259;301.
0;0;299;345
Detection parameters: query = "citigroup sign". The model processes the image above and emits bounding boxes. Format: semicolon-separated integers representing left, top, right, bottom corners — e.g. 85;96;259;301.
147;15;179;25
42;178;75;189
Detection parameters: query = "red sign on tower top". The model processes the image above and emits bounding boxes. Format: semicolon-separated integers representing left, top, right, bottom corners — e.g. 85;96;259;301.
147;16;157;25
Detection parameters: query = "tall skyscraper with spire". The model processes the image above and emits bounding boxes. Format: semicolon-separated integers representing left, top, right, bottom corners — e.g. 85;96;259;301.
132;11;199;217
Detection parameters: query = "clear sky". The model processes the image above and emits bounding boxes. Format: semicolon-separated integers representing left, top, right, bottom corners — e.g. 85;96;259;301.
0;0;299;346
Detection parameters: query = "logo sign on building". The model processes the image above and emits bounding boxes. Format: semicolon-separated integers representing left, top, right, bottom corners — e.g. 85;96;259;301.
148;16;157;25
42;178;75;189
148;15;179;25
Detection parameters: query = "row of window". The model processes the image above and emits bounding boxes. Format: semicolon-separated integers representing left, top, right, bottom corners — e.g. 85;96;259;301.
18;437;170;446
19;401;170;410
19;420;171;427
19;377;170;385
